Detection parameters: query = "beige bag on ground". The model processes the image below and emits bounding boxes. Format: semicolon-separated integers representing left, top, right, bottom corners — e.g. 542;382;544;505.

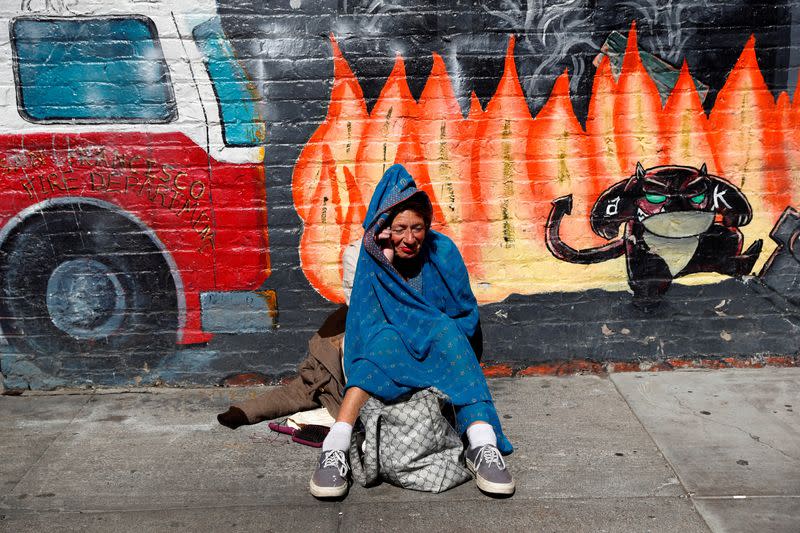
348;387;471;493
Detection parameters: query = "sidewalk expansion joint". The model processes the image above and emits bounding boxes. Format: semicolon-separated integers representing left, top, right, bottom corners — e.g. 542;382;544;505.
2;392;95;501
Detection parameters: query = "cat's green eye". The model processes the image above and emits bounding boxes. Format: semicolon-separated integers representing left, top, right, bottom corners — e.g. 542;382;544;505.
690;193;706;204
645;193;667;204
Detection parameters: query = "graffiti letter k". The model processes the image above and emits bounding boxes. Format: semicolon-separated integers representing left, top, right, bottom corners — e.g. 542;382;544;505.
712;185;731;210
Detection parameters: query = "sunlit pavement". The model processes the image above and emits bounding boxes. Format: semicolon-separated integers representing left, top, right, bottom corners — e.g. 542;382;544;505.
1;368;797;532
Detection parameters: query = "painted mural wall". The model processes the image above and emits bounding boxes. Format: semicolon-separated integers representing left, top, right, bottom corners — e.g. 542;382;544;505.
0;0;799;388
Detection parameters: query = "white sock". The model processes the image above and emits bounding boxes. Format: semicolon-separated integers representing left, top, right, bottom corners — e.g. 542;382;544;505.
322;421;353;451
466;422;497;450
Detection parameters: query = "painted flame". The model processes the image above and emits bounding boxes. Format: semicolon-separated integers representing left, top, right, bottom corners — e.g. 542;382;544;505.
293;26;798;304
614;22;666;171
708;35;792;252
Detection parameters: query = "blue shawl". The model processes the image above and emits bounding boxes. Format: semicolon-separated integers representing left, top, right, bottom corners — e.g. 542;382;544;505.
344;164;511;453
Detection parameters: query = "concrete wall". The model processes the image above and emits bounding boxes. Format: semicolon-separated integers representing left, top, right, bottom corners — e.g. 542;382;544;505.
1;0;799;389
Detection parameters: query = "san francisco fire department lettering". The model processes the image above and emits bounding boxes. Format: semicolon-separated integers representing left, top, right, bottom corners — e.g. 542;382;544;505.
14;146;215;253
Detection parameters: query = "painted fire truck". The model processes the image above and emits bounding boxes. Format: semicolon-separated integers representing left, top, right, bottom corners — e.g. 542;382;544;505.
0;0;271;366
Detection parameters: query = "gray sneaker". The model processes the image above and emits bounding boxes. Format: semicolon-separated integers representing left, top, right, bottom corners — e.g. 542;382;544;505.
309;449;349;498
465;444;515;495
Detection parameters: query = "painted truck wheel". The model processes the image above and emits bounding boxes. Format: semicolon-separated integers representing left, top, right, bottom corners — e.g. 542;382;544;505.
0;205;177;370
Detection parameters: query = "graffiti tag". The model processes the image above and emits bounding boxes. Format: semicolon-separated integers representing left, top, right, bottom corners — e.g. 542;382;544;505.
712;184;732;210
11;146;215;253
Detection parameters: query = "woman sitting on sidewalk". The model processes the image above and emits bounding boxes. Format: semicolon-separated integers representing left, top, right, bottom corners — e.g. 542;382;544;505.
310;164;514;498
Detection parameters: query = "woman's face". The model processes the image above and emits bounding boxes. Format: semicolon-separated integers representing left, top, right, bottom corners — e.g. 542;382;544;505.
389;209;427;260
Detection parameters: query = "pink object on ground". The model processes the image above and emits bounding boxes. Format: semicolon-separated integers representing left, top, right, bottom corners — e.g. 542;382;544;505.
267;421;295;436
268;421;330;448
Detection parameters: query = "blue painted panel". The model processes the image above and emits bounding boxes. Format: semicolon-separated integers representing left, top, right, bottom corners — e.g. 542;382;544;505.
200;291;274;333
13;17;175;123
192;17;265;147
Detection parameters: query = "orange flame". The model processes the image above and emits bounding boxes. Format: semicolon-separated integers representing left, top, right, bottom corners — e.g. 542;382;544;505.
295;29;797;303
613;23;666;170
355;54;419;202
661;61;719;171
586;55;623;194
469;36;539;291
416;53;476;250
527;69;595;248
299;146;345;302
709;35;791;252
293;37;367;223
782;85;800;203
293;37;368;302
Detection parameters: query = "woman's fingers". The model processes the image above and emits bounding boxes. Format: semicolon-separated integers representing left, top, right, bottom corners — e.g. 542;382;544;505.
377;227;393;261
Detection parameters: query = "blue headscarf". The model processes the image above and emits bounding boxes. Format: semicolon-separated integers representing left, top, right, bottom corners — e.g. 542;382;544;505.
344;164;511;454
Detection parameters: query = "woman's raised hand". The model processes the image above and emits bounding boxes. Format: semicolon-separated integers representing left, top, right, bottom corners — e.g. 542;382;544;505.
377;226;394;262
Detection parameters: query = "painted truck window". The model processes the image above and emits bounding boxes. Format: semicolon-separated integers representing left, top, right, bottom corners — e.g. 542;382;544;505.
12;17;176;123
192;17;265;147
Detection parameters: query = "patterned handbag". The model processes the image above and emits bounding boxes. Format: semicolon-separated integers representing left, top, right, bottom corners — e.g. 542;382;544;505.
348;387;472;493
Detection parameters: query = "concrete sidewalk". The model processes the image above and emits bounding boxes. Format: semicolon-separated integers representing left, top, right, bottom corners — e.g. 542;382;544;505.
1;368;797;532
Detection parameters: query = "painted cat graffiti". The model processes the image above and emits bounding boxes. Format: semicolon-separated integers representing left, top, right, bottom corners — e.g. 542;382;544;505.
546;163;763;308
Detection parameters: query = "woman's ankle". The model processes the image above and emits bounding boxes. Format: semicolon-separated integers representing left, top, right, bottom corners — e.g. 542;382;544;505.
466;422;497;450
322;421;354;451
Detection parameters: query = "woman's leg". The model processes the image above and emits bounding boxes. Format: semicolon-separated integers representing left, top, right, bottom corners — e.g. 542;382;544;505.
311;387;369;498
321;386;369;451
459;404;515;495
336;386;370;425
466;420;496;449
456;401;512;454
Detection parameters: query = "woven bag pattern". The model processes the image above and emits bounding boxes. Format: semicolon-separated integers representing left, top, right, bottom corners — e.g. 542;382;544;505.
349;387;471;493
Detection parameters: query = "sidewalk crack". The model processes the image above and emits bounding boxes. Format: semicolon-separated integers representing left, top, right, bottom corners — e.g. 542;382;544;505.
609;377;713;533
1;392;95;504
672;394;799;463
